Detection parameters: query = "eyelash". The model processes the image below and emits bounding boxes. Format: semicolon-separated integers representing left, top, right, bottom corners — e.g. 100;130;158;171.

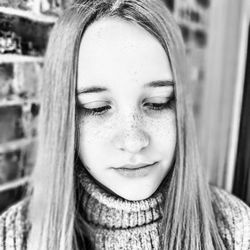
143;98;175;112
78;97;175;116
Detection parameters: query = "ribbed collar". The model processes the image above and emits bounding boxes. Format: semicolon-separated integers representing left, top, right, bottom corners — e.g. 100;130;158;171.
77;168;164;249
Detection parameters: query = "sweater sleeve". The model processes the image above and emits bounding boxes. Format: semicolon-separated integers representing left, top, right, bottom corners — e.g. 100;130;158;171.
0;199;30;250
211;186;250;250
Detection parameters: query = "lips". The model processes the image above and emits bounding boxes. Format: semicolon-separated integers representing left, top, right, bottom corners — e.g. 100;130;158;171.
116;162;157;170
113;161;158;178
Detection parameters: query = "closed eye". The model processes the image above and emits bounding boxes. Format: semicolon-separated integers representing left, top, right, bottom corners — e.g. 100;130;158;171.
77;105;111;116
144;102;170;110
143;95;175;112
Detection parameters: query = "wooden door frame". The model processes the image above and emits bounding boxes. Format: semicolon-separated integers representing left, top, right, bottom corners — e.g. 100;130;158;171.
199;0;250;191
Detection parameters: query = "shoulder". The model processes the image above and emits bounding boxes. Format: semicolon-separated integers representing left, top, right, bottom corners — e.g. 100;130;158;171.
210;186;250;250
0;198;30;250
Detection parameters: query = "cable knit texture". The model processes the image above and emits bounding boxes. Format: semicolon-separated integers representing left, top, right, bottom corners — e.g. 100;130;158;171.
211;188;250;249
0;198;30;250
0;180;250;249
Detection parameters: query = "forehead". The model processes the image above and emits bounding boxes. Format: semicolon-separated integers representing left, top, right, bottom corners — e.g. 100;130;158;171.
77;17;173;91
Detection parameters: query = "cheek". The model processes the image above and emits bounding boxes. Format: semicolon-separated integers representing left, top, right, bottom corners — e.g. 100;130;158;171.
146;112;176;154
77;117;114;165
79;120;102;145
78;117;116;142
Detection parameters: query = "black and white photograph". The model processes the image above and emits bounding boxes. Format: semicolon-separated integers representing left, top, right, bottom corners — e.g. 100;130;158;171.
0;0;250;249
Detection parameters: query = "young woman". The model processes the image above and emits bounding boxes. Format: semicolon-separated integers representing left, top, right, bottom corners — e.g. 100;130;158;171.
1;0;250;249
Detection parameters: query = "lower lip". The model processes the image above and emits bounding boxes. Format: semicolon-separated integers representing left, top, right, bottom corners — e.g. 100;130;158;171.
114;162;158;178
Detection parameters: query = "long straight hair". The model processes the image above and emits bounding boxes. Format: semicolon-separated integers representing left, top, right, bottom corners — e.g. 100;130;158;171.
28;0;226;249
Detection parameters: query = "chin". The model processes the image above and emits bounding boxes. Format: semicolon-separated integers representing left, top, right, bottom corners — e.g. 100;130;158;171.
123;194;153;201
115;186;158;201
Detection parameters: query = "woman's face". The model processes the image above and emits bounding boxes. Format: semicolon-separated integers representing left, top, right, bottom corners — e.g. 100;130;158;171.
77;17;176;200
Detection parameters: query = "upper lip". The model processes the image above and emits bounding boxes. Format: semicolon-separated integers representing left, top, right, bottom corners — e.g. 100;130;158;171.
115;162;157;170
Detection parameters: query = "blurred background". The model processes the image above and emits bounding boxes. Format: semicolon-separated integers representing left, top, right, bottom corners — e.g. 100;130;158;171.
0;0;249;212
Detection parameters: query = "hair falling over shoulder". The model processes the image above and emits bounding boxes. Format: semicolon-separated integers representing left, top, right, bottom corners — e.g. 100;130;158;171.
27;0;226;249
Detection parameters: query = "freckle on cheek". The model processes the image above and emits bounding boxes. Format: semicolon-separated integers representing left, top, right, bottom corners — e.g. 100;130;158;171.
81;120;114;143
146;115;176;136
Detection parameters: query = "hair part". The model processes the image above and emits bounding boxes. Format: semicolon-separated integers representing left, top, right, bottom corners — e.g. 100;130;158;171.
28;0;225;249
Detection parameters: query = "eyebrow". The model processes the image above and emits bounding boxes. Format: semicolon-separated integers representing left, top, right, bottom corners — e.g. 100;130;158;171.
144;80;174;88
77;80;174;95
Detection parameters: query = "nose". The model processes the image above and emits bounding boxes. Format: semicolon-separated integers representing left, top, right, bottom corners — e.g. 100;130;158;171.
112;123;150;154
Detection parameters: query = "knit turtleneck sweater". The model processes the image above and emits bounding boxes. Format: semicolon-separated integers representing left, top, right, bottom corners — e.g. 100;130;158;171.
77;169;164;250
1;175;250;249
